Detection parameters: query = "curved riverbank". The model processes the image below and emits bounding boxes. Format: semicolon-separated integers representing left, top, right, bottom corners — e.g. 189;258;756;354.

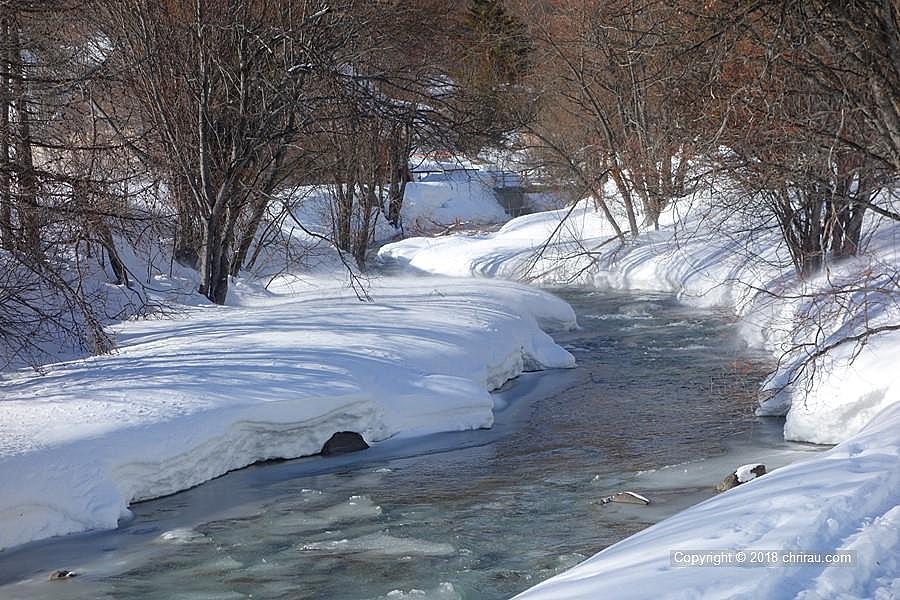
380;203;900;599
0;277;575;553
0;288;812;600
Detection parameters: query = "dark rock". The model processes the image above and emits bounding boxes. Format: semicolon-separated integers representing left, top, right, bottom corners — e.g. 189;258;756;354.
49;570;77;581
321;431;369;456
716;473;740;492
716;463;766;492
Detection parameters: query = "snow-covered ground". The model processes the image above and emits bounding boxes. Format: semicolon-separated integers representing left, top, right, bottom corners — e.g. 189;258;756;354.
512;402;900;600
380;198;900;445
0;162;532;553
0;276;575;552
2;161;896;598
379;195;900;599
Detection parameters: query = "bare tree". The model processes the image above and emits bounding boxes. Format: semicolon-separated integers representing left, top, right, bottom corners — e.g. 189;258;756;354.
95;0;343;303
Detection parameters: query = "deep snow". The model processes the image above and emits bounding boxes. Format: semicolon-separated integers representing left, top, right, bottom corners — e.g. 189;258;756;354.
380;197;900;445
0;165;523;553
1;163;896;598
0;276;575;552
379;195;900;599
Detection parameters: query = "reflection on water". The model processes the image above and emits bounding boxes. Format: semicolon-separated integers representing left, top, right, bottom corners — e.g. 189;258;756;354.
0;290;823;600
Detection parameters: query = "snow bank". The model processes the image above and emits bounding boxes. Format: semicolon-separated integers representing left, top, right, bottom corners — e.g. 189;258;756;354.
512;401;900;600
380;197;900;444
0;277;575;552
380;195;900;599
401;177;507;233
281;169;509;247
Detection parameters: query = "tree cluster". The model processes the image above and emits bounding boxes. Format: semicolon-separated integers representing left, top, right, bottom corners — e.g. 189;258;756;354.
2;0;897;368
514;0;898;273
0;0;533;366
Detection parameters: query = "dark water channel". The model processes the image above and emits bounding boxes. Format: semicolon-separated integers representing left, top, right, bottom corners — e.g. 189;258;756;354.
0;289;822;600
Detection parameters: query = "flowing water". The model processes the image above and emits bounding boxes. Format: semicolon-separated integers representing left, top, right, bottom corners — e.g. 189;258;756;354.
0;289;824;600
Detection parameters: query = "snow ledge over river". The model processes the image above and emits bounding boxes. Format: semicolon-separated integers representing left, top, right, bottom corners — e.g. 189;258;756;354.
0;276;575;552
379;198;900;599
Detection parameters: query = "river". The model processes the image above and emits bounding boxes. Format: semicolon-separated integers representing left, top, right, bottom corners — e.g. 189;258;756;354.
0;287;823;600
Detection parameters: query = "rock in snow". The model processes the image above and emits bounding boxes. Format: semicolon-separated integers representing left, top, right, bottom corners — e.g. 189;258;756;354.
716;463;766;492
321;431;369;456
0;276;576;552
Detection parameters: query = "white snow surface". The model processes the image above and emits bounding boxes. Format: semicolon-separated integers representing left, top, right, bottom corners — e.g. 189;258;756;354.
512;402;900;600
380;197;900;445
379;195;900;599
0;276;575;552
735;463;764;483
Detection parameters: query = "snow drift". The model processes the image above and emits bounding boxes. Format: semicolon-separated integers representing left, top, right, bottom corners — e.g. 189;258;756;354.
380;197;900;445
379;195;900;599
0;277;575;552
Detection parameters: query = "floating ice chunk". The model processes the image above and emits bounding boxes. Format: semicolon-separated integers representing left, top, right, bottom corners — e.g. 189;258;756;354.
300;532;455;557
384;582;460;599
159;528;209;544
597;491;651;505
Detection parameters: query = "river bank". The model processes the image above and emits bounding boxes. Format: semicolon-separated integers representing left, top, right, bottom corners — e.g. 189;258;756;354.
0;276;575;553
379;200;900;599
0;288;814;600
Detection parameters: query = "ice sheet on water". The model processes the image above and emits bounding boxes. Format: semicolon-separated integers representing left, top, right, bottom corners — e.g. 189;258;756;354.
315;495;383;522
299;532;456;557
382;582;461;600
158;528;211;545
183;555;244;577
260;495;383;536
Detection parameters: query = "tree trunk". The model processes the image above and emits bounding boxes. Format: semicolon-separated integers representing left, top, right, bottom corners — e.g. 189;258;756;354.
833;171;871;258
172;174;200;268
0;13;11;250
230;145;287;277
672;147;690;196
198;207;230;304
354;184;375;269
98;221;128;286
608;162;639;237
10;15;40;258
386;120;412;227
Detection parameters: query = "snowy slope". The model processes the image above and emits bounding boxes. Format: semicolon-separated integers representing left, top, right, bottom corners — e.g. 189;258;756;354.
512;402;900;600
380;198;900;445
380;197;900;599
0;276;575;552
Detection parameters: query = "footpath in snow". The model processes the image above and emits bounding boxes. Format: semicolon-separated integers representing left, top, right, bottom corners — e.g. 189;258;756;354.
0;276;575;552
379;199;900;599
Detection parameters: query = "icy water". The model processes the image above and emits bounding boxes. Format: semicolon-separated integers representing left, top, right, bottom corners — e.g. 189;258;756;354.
0;289;823;600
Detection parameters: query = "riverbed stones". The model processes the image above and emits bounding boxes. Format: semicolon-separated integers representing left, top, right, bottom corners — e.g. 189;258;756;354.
48;570;77;581
321;431;369;456
716;463;766;492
